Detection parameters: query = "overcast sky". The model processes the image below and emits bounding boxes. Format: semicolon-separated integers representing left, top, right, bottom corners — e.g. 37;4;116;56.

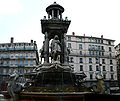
0;0;120;50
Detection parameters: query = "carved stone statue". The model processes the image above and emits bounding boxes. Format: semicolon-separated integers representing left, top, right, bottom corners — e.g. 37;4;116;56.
40;41;45;63
7;70;31;99
67;48;70;62
7;70;21;99
51;35;61;61
91;71;106;94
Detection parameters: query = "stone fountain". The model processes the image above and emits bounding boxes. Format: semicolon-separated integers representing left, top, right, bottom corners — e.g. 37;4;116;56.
6;2;95;101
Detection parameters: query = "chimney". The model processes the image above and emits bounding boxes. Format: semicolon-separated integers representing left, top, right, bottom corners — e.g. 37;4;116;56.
101;35;103;38
34;41;36;44
72;32;75;36
31;40;33;43
11;37;14;43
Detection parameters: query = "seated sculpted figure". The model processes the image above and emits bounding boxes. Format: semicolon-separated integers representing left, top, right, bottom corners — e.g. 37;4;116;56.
51;35;61;61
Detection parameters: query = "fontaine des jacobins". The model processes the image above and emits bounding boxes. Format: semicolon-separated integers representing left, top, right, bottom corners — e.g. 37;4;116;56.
6;2;107;101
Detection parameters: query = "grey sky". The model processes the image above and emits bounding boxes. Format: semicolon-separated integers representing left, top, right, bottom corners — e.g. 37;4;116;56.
0;0;120;50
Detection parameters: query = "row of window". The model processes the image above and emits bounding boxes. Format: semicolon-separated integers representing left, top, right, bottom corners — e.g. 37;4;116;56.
70;57;113;64
0;60;35;66
0;47;37;51
89;51;105;56
67;36;113;45
0;43;35;48
67;36;104;44
68;36;82;42
88;38;112;45
88;45;112;51
68;43;82;49
0;52;35;58
67;43;112;52
0;68;33;75
80;65;114;72
88;38;103;44
89;51;112;57
89;73;114;80
71;50;112;58
88;45;104;50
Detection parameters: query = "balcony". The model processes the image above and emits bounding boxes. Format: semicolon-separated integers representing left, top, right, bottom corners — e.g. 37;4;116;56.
0;47;37;51
0;64;9;67
88;48;105;52
18;56;25;59
8;48;15;50
0;72;9;75
69;52;115;58
18;64;25;67
24;47;36;50
102;71;107;74
1;56;10;59
0;48;9;51
17;72;24;75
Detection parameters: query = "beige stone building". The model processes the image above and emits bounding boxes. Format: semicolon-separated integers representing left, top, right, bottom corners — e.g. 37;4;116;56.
66;33;118;88
0;38;39;90
115;43;120;87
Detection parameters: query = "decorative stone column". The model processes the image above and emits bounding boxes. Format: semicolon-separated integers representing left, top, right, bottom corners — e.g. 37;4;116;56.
48;12;50;19
60;34;64;63
63;33;69;65
60;33;68;65
44;32;49;63
57;10;59;18
60;13;62;19
52;10;54;18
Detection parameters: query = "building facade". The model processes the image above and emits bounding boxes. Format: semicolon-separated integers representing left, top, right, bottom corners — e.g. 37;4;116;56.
66;33;118;88
0;38;39;91
115;43;120;87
